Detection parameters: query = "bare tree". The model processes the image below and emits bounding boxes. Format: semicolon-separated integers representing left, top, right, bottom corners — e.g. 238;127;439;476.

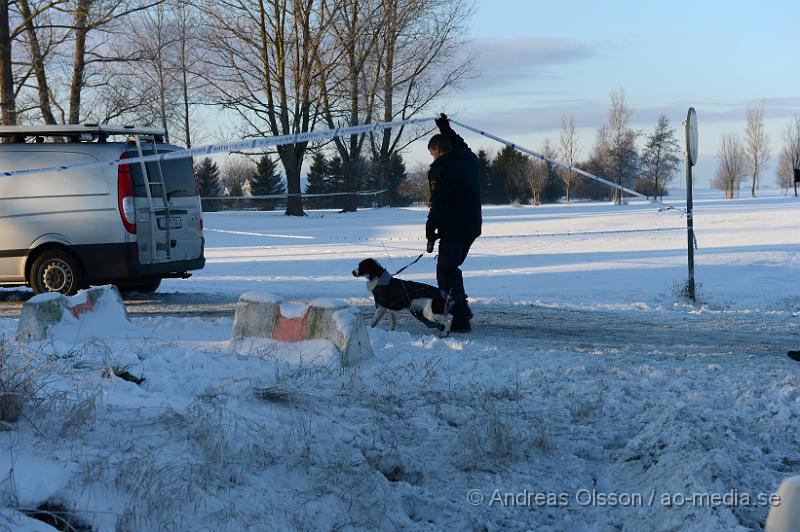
314;0;383;212
524;156;545;206
0;0;14;124
713;133;746;199
776;115;800;195
745;103;769;197
67;0;162;124
17;0;63;124
580;123;615;201
559;114;578;203
368;0;472;174
124;2;175;137
170;0;204;147
222;157;255;196
202;0;334;216
605;88;638;204
4;0;164;126
396;160;430;204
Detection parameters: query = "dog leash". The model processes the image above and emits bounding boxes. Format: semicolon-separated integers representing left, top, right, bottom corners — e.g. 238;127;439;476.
392;253;425;276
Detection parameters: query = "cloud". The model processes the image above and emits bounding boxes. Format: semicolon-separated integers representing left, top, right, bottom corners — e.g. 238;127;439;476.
461;38;595;91
452;96;800;139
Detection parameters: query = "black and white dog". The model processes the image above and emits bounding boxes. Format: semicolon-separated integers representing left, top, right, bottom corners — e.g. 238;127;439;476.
352;258;453;336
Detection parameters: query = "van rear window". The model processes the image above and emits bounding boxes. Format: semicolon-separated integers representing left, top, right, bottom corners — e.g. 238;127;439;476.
127;150;196;198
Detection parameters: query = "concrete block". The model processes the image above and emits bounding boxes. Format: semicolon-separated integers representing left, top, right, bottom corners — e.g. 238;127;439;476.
231;292;280;341
231;292;372;366
16;285;127;342
767;476;800;532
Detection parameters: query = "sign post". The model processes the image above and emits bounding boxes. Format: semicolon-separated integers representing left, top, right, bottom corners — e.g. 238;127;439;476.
684;108;698;302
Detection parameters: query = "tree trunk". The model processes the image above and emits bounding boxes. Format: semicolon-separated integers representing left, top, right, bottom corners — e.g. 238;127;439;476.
157;50;169;142
19;0;57;124
177;1;192;147
279;144;305;216
339;3;360;214
68;0;90;124
181;60;190;147
0;0;16;126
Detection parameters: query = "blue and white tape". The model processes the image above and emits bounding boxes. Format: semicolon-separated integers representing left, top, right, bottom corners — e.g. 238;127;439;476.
0;115;680;212
449;119;682;212
0;117;435;178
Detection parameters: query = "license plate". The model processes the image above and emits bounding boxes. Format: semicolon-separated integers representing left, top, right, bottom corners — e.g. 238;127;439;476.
157;216;182;230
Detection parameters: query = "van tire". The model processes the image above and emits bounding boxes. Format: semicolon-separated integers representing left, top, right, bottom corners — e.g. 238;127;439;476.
30;250;86;295
117;278;161;294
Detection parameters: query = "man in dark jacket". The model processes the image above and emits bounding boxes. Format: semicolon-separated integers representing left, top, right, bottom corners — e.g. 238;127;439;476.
426;114;482;332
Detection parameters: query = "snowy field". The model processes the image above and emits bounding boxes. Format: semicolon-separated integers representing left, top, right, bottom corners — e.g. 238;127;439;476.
1;189;800;531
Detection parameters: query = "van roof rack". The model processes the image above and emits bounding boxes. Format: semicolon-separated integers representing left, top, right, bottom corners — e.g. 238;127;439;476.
0;124;166;142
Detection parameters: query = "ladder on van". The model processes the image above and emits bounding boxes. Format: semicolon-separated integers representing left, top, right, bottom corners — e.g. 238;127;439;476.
133;134;172;263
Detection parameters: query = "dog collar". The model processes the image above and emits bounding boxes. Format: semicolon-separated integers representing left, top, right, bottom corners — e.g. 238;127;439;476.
377;271;393;286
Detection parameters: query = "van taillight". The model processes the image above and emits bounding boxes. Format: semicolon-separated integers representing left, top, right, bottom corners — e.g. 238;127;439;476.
118;152;136;234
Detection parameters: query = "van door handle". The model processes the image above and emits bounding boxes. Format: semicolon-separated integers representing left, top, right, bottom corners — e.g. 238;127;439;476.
170;240;176;248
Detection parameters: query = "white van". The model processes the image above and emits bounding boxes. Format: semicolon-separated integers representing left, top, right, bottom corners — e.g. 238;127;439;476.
0;124;205;295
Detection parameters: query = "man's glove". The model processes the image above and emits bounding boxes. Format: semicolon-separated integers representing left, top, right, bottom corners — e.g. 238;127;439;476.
435;113;450;132
426;239;436;254
426;222;438;242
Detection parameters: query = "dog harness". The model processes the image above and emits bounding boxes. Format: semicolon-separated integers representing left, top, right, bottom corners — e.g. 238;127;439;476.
372;272;447;311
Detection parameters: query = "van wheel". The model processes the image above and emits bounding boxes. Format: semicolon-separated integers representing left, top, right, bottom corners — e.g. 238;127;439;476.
30;250;86;295
117;278;161;294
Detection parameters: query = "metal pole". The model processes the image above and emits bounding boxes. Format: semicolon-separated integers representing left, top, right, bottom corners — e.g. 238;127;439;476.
684;109;696;302
686;159;695;301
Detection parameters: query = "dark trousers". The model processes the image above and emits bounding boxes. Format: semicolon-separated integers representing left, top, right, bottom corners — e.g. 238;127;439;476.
437;239;474;321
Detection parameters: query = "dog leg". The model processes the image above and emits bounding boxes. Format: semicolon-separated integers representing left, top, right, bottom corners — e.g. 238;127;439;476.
389;311;397;331
437;314;453;338
371;307;388;328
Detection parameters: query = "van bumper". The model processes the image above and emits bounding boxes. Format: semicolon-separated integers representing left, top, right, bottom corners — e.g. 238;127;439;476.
73;242;205;282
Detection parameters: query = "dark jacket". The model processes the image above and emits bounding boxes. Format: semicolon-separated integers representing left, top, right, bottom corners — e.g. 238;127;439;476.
427;126;482;242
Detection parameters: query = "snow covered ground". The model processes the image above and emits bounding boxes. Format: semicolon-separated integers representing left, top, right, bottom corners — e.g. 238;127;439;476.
1;189;799;531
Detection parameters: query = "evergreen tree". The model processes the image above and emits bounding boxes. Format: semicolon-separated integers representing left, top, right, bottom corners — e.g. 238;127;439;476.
492;146;529;203
328;155;346;193
250;155;286;196
477;149;502;204
305;153;335;194
386;152;409;206
540;140;564;203
637;115;681;199
370;152;410;206
194;157;222;197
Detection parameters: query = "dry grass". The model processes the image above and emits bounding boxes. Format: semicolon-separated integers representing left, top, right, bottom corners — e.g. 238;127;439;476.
0;336;38;429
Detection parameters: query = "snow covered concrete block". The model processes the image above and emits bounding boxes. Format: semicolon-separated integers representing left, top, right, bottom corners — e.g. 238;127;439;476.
16;285;127;342
310;305;373;366
231;291;280;341
231;293;373;366
766;476;800;532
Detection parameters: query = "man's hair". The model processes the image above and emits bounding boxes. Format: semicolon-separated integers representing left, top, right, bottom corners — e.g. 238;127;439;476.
428;134;452;153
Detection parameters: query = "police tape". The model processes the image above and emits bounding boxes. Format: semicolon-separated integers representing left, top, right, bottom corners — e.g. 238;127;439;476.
0;114;682;212
450;119;683;213
0;117;435;178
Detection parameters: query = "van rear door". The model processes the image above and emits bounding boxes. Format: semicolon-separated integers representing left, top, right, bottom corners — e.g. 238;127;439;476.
127;148;203;265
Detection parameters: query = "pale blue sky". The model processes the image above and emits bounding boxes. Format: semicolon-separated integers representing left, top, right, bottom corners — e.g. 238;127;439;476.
419;0;800;188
